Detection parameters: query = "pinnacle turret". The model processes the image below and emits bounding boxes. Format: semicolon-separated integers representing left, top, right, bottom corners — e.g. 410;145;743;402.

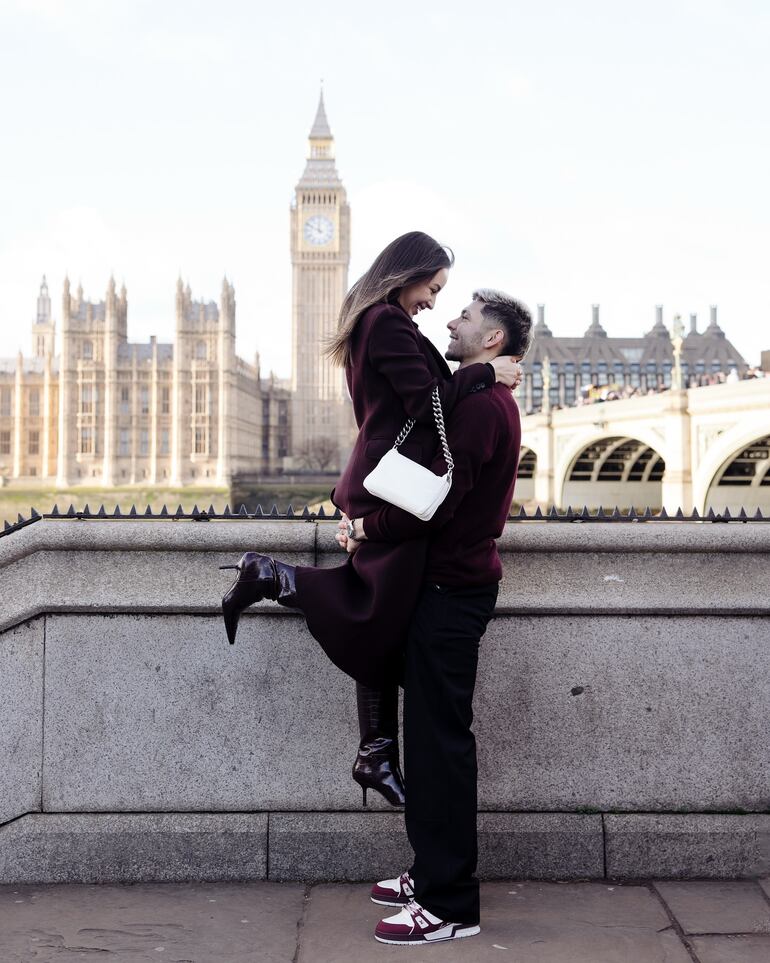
309;89;332;139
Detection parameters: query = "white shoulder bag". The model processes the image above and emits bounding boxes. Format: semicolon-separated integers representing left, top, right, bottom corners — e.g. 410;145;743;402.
363;386;454;521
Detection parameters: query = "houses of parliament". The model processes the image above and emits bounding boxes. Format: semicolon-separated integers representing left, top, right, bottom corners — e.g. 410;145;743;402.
0;94;748;488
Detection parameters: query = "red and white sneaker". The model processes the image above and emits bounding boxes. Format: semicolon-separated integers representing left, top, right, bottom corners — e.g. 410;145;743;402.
374;899;480;945
370;871;414;906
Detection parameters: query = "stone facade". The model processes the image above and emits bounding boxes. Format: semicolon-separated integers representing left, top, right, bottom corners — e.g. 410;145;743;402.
0;275;290;486
524;303;748;413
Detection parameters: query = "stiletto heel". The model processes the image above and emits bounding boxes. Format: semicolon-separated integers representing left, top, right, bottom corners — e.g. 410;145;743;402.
352;683;406;807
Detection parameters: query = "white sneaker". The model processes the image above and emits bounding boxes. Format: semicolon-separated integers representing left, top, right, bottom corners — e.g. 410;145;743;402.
370;871;414;906
375;899;481;945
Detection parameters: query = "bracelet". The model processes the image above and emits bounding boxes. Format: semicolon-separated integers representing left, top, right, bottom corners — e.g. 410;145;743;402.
346;518;363;542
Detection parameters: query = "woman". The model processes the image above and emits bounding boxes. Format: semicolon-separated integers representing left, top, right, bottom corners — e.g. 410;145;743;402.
220;231;521;806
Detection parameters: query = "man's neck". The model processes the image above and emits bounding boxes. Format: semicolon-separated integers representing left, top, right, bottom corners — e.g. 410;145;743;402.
458;351;496;370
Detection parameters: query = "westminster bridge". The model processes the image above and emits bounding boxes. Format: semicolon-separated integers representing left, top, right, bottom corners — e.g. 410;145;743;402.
517;377;770;513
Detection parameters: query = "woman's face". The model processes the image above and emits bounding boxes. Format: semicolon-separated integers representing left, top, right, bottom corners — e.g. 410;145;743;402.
397;268;449;319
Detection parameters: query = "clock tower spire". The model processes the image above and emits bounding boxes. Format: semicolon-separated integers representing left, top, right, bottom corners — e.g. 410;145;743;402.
289;90;351;470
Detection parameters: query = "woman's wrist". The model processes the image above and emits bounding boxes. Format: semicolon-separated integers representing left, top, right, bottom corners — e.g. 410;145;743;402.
346;517;368;542
353;518;368;541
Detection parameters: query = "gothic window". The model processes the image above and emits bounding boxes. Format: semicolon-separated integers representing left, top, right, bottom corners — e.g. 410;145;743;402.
120;387;130;415
161;387;170;415
160;428;170;455
0;388;11;417
194;385;207;415
194;426;207;454
79;427;93;454
82;340;93;360
28;431;39;455
140;386;150;415
29;389;40;417
0;430;10;454
196;341;207;361
548;362;559;407
531;362;543;410
597;361;608;386
139;429;149;455
119;428;130;456
278;402;288;425
80;385;93;414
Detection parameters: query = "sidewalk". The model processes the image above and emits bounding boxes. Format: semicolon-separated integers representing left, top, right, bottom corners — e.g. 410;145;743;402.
2;879;770;962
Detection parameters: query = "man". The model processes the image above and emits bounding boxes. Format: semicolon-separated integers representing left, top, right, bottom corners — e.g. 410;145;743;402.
341;289;533;945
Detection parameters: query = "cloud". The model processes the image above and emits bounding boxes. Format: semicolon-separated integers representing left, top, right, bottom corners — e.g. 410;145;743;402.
141;28;228;65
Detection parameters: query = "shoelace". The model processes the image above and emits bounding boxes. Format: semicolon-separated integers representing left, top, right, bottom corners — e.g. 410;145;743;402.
404;900;438;931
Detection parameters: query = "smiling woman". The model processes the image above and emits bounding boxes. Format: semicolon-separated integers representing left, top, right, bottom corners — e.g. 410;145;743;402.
325;230;455;367
219;229;523;814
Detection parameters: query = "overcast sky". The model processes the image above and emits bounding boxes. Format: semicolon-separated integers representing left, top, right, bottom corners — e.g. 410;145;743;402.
1;0;768;375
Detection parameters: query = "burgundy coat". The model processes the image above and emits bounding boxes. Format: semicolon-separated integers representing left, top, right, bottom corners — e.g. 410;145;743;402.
295;302;495;687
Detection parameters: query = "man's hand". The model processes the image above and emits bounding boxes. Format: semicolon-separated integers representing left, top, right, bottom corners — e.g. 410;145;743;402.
490;356;523;390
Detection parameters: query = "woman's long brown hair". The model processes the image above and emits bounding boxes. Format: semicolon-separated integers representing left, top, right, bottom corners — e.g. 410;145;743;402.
325;231;454;367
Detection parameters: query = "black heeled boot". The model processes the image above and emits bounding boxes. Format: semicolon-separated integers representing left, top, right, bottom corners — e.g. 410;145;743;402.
220;552;299;645
352;682;406;807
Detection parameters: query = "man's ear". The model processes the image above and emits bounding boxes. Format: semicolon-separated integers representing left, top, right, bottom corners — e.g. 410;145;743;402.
485;328;505;349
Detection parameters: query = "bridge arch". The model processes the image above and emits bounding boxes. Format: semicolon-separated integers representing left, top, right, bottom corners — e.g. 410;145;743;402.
515;446;537;503
700;434;770;515
554;426;667;508
693;415;770;513
557;434;666;509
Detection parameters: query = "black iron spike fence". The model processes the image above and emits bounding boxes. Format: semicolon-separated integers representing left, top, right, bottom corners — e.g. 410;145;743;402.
0;503;769;541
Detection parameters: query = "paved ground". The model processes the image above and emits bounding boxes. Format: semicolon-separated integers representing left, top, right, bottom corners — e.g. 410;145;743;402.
2;879;770;962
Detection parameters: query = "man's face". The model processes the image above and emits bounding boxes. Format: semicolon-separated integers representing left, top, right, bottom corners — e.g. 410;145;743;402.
445;300;500;363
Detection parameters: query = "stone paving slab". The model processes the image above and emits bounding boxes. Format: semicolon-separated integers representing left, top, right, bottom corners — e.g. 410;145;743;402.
0;881;305;963
298;882;692;963
654;880;770;934
690;934;770;962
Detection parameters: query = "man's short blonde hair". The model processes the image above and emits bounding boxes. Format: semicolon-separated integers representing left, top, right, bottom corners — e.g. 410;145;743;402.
472;289;533;357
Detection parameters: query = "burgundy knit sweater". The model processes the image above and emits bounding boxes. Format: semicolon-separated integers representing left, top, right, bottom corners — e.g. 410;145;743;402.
362;382;522;586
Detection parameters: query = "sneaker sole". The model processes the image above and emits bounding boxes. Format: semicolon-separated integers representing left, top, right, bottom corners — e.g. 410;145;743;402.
375;925;480;945
370;896;408;907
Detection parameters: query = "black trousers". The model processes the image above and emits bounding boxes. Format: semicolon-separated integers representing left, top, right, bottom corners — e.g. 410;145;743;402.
404;580;499;926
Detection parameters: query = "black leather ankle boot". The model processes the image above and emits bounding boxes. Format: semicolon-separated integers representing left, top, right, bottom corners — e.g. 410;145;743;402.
220;553;299;644
352;682;406;807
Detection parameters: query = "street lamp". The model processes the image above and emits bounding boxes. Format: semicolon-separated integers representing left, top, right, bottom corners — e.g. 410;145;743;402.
671;313;684;390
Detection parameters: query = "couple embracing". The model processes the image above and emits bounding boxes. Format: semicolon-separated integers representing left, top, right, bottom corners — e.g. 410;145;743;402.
220;230;532;945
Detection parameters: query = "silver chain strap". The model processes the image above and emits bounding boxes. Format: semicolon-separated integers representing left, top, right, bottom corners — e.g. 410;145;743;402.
393;386;454;480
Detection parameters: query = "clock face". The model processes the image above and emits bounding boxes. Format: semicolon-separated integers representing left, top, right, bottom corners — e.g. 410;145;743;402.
304;214;334;246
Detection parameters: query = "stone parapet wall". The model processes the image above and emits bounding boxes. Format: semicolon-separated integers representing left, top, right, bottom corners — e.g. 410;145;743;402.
1;519;769;882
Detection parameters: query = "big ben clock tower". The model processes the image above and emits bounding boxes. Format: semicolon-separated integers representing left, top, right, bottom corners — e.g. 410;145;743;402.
290;91;351;469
